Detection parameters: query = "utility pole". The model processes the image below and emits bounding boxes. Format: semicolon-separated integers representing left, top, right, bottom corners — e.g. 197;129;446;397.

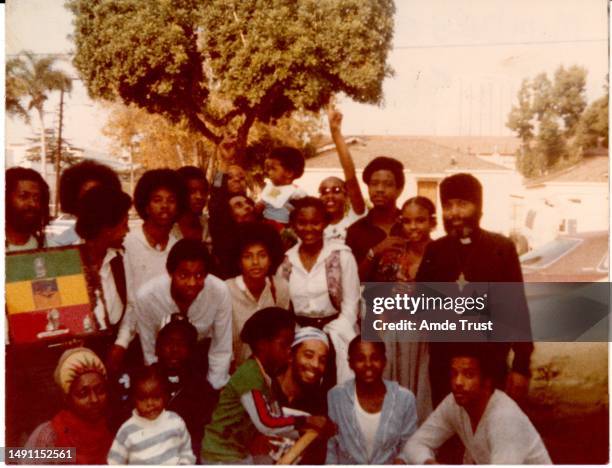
54;89;65;217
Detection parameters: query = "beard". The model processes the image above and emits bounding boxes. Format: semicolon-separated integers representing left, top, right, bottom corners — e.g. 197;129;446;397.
6;205;41;234
443;212;481;239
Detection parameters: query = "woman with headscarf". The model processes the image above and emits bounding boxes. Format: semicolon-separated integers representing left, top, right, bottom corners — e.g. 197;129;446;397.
25;347;114;465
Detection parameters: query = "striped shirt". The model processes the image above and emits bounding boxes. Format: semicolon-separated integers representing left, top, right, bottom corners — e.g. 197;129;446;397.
108;410;195;465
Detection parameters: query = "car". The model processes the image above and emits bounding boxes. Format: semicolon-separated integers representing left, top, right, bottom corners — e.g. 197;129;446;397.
520;231;608;282
45;214;76;239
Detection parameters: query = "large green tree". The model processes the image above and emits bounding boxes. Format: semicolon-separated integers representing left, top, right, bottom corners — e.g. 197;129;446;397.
573;82;608;150
66;0;394;154
507;66;590;177
6;51;72;181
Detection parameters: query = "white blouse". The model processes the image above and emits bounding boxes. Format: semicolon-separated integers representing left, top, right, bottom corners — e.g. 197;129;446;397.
284;240;360;326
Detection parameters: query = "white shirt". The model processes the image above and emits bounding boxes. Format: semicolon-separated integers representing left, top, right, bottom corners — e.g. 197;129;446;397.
284;240;360;325
404;390;552;465
260;180;306;209
108;410;195;465
93;248;125;330
225;275;290;366
133;273;233;390
6;235;42;252
324;208;365;243
123;225;179;293
115;226;178;348
354;393;382;461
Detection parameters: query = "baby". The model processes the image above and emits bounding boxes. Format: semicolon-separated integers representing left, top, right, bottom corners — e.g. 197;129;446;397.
108;366;195;465
257;146;307;230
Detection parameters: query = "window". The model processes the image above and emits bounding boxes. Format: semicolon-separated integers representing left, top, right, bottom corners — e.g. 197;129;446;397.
417;180;438;206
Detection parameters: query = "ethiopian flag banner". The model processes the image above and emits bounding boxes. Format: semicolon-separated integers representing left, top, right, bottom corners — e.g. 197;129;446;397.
6;246;96;344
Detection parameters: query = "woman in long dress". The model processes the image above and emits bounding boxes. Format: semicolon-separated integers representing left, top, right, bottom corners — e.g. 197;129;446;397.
360;196;437;423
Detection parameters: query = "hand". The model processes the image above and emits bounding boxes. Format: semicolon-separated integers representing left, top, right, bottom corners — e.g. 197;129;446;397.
304;415;334;435
505;371;530;402
327;106;343;134
372;236;408;257
247;433;276;456
218;132;238;168
254;201;265;215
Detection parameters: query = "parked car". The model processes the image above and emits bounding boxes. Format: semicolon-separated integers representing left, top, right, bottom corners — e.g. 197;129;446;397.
520;231;608;282
45;214;76;239
46;212;143;243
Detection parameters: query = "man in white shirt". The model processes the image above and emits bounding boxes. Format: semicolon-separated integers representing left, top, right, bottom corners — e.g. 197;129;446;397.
110;170;185;365
133;239;233;391
404;344;551;465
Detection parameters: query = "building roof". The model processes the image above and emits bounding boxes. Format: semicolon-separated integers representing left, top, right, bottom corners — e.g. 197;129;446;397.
407;135;522;156
307;135;510;172
526;156;609;187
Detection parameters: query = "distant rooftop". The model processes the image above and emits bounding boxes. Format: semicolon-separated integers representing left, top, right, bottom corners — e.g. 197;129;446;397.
307;135;510;172
526;155;609;187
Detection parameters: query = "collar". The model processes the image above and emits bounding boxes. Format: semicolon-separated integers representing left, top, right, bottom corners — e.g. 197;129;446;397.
364;207;401;225
131;408;166;426
236;275;270;294
136;225;177;252
102;248;122;267
286;238;350;266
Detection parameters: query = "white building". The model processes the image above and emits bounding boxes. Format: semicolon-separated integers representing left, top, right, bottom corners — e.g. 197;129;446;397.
297;135;520;238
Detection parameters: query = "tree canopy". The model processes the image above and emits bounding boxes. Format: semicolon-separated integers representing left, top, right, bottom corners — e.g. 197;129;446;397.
67;0;395;153
506;66;607;178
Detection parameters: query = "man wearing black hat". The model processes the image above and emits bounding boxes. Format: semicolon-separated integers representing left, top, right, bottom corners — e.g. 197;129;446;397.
416;173;533;406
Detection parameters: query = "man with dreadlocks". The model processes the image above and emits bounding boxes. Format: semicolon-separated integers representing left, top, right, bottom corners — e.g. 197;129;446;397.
5;167;50;252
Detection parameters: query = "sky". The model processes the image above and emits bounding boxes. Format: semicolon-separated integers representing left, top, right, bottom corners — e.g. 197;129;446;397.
5;0;610;152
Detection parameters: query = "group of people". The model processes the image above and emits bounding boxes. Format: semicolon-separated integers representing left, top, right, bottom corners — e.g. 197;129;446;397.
6;109;551;464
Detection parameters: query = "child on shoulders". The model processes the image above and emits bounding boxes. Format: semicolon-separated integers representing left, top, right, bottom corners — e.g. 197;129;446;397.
257;146;307;231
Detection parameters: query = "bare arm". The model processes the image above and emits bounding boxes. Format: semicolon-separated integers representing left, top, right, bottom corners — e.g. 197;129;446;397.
327;107;365;215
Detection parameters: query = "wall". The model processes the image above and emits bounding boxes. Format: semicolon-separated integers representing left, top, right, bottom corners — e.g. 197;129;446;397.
297;168;521;236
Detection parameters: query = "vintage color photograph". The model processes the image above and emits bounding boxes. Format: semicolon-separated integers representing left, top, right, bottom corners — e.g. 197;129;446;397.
4;0;609;465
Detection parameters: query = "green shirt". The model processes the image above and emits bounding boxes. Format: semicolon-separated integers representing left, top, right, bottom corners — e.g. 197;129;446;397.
201;358;269;462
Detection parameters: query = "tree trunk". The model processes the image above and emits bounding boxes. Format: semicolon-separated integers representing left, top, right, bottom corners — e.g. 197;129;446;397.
175;144;186;166
37;108;47;182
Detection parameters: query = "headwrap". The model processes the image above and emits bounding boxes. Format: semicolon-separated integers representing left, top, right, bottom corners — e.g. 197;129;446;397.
54;347;107;395
292;326;329;349
440;173;483;209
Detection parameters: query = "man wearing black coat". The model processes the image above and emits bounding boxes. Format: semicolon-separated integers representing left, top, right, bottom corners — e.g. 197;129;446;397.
416;173;533;406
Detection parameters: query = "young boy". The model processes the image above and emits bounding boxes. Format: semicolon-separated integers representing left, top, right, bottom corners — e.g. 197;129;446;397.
403;344;551;465
257;146;307;230
108;366;195;465
326;337;417;464
155;317;216;461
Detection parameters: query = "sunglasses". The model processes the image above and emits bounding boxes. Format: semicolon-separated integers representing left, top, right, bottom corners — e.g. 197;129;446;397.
319;186;344;195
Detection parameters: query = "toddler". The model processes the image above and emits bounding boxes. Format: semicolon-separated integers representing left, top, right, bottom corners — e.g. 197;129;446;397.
108;366;195;465
258;146;307;230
